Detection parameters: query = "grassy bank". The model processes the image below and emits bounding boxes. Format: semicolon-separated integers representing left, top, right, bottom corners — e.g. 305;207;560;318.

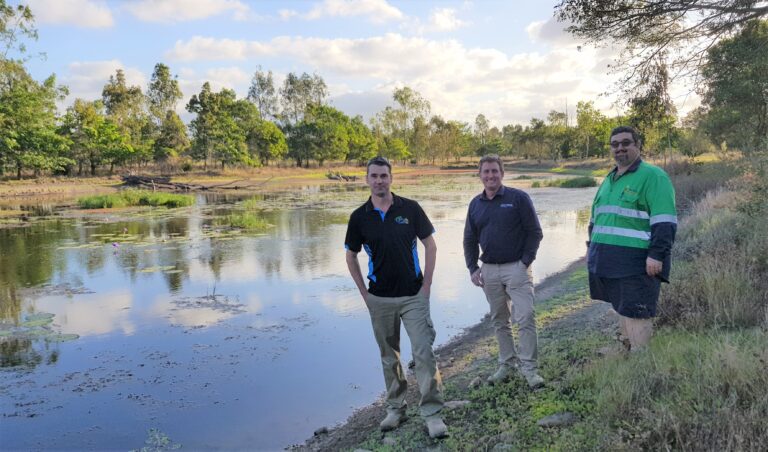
332;157;767;451
531;176;598;188
77;190;195;209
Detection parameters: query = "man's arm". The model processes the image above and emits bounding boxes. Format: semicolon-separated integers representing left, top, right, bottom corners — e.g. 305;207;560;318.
463;205;484;287
419;235;437;298
520;194;543;266
345;249;368;301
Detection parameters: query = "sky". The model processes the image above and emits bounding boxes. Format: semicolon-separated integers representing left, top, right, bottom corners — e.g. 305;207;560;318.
18;0;700;128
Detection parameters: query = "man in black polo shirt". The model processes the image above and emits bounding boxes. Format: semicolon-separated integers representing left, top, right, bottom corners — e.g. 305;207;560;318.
345;156;447;439
463;154;545;389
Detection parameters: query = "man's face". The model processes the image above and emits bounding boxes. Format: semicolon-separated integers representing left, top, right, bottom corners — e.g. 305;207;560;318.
366;164;392;198
479;161;503;193
610;132;640;167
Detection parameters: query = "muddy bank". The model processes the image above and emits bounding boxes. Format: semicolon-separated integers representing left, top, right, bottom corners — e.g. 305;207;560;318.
294;256;614;451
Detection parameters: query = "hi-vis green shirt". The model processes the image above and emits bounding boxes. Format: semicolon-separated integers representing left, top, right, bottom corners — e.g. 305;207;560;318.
588;159;677;280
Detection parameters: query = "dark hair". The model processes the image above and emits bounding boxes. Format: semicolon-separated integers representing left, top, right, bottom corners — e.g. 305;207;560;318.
610;126;642;148
367;156;392;174
478;154;504;174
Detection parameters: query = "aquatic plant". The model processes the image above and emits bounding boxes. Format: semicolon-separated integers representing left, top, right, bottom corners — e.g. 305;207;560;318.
77;190;195;209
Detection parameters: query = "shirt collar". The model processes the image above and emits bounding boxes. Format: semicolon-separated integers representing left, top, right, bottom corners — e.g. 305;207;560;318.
480;184;506;201
609;157;643;178
364;192;403;212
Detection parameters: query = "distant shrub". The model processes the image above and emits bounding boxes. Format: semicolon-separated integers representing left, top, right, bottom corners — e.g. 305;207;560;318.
558;176;598;188
77;190;195;209
531;181;541;188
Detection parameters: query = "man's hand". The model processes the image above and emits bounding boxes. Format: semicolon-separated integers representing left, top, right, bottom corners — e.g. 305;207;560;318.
646;257;662;276
470;268;484;287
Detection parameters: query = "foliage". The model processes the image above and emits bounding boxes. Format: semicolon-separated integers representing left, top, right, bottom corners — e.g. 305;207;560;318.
0;59;71;178
700;20;768;154
247;65;278;120
555;0;768;95
77;190;194;209
0;0;36;60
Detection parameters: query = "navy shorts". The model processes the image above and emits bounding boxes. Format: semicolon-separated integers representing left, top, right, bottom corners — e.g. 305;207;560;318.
589;273;661;319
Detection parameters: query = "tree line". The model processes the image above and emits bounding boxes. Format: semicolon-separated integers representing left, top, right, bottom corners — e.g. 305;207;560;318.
1;1;766;179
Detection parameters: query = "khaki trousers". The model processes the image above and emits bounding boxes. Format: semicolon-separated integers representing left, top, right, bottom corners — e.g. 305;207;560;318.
481;261;539;371
365;292;444;418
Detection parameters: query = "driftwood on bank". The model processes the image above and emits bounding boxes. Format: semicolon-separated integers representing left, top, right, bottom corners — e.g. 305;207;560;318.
325;171;358;182
121;175;273;191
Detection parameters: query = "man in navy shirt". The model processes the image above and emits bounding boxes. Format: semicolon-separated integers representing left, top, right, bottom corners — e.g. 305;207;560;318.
463;155;545;388
345;156;447;439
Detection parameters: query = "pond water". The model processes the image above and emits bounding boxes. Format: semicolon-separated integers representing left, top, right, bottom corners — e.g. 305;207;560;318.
0;174;595;450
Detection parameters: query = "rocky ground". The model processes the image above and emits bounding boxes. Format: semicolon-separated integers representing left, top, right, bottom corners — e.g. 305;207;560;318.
294;257;617;451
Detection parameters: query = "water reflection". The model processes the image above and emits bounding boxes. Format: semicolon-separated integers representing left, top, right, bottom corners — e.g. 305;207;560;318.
0;178;596;450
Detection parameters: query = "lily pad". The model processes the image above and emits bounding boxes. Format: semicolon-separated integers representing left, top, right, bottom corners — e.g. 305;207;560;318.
21;313;55;327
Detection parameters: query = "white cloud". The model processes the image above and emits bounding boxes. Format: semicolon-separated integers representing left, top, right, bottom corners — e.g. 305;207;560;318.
123;0;251;23
165;32;629;125
26;0;113;28
426;8;466;32
278;9;299;20
62;60;147;104
303;0;404;24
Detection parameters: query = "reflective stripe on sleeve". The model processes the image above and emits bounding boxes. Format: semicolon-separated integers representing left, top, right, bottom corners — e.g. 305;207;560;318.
650;214;678;225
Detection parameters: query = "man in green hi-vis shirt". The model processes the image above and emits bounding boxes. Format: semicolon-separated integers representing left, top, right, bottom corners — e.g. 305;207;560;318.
588;126;677;352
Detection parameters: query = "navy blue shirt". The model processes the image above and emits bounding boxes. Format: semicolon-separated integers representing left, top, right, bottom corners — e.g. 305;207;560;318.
345;193;434;297
463;185;543;275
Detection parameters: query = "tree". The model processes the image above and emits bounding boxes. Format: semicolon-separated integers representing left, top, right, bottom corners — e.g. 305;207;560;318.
247;66;278;120
279;72;328;123
231;99;286;165
555;0;768;94
0;60;70;178
147;63;182;126
575;101;607;158
186;82;249;169
153;110;189;162
346;115;377;164
474;114;490;147
700;20;768;153
102;69;151;164
288;104;349;166
626;56;677;156
1;0;36;60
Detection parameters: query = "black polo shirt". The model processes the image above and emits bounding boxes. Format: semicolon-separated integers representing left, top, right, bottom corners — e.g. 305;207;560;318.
345;193;434;297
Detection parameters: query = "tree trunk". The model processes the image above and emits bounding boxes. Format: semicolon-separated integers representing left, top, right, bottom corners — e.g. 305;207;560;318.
91;162;97;176
17;162;22;180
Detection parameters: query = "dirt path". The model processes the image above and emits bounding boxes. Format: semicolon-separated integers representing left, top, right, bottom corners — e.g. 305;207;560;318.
293;257;615;451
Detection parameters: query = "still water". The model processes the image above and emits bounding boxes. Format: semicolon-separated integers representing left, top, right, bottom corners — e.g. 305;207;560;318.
0;174;595;450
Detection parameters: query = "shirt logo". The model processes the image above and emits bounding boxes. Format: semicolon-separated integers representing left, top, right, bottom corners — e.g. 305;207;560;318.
394;216;409;224
500;203;514;208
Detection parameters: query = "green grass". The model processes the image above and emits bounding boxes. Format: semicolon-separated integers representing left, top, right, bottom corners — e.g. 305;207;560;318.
77;190;195;209
531;176;597;189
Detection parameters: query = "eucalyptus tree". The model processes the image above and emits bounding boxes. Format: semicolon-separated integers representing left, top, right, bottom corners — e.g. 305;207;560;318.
247;65;278;120
102;69;151;164
147;63;182;126
279;72;328;124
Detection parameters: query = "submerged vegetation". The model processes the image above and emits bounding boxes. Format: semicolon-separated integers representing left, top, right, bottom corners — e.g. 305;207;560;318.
77;190;195;209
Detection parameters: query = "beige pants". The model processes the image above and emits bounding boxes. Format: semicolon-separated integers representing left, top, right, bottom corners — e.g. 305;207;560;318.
481;261;539;371
365;292;444;417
